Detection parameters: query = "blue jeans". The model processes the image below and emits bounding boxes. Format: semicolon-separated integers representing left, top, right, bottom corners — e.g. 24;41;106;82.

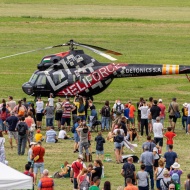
46;117;54;127
101;117;110;130
182;116;187;131
18;134;27;155
145;165;154;189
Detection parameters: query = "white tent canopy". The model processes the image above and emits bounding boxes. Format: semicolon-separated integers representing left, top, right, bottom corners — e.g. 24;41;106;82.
0;162;33;190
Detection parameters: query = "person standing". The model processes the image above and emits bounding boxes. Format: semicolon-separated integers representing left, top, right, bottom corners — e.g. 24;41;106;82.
7;96;16;111
61;98;75;132
163;145;178;171
55;98;62;130
128;100;136;128
138;101;149;136
95;131;105;161
160;170;172;190
150;100;161;131
5;111;19;148
121;157;136;186
16;116;28;155
71;156;84;190
0;131;5;164
137;97;144;132
13;100;27;117
158;99;166;127
124;178;138;190
36;97;44;129
37;169;54;190
44;102;54;129
182;103;188;132
100;101;111;131
164;127;177;151
25;112;35;143
168;98;180;132
32;141;45;185
139;145;155;190
74;96;86;122
91;160;103;185
153;117;164;153
0;104;10;133
142;136;156;152
73;118;81;153
48;93;54;107
89;176;101;190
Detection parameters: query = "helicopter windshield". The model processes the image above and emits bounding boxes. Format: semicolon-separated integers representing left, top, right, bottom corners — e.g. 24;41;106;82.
35;74;46;85
29;74;38;84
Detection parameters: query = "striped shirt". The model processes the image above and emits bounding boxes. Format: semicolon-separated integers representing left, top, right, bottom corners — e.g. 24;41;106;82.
62;102;74;118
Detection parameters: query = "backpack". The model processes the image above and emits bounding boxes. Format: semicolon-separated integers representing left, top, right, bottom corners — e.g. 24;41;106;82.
184;108;188;117
0;111;8;121
115;103;123;115
78;103;85;113
124;163;134;179
18;106;25;116
102;106;110;117
171;172;180;184
79;175;90;190
18;123;26;136
71;125;75;133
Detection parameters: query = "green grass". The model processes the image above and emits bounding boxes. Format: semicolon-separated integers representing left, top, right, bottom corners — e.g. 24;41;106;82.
0;0;190;189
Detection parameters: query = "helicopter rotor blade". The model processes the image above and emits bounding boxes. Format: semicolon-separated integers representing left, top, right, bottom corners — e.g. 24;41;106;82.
75;43;118;61
0;44;68;60
79;43;122;56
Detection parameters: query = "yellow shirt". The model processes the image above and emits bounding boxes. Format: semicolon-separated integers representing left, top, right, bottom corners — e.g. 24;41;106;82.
74;102;85;116
35;133;43;142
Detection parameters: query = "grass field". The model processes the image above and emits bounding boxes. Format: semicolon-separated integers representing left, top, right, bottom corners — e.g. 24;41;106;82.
0;0;190;189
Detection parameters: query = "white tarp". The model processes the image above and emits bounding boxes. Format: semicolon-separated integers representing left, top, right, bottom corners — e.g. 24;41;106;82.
0;162;33;190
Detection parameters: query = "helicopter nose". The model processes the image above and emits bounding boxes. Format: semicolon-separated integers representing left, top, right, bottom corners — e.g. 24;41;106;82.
22;82;34;95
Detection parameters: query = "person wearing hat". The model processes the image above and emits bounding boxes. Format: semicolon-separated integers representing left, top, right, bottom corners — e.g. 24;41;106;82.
182;103;188;132
160;169;172;190
158;99;166;126
35;129;43;142
153;116;163;153
4;111;19;148
70;156;83;190
170;162;183;184
139;145;155;190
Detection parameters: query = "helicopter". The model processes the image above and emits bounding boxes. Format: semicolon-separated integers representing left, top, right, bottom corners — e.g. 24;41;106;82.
1;39;190;98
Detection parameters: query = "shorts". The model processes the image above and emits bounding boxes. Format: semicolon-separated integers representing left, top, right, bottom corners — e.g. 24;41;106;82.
128;117;134;124
169;115;177;123
28;161;34;168
114;142;122;150
137;115;141;122
61;117;71;126
78;115;86;121
55;112;62;121
33;162;44;174
156;179;161;189
36;113;43;122
187;116;190;125
96;150;104;155
74;133;80;143
154;137;163;147
8;131;18;139
154;159;159;167
79;142;89;155
46;117;54;127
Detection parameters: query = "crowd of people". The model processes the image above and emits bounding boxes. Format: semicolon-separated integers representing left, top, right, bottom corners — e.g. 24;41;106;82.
0;94;190;190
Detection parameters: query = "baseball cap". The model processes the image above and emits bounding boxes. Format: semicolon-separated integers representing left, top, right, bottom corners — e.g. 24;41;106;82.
78;155;83;160
30;142;37;146
158;99;162;103
37;129;41;133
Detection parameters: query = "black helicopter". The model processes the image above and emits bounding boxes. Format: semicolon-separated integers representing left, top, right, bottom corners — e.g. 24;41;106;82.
1;39;190;98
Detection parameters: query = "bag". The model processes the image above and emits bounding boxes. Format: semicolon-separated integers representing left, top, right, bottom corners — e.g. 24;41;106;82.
18;106;25;116
18;123;26;136
29;124;36;132
102;106;110;117
71;126;75;133
175;111;181;118
78;103;85;113
184;108;188;117
79;175;90;190
53;171;62;178
171;172;180;184
83;153;92;162
0;111;8;121
115;103;123;115
33;155;39;161
124;163;134;179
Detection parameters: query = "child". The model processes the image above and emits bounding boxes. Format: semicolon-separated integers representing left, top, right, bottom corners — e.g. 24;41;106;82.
28;142;36;172
58;126;69;139
184;174;190;190
23;164;34;190
34;129;43;142
136;164;149;190
95;131;105;160
164;127;177;151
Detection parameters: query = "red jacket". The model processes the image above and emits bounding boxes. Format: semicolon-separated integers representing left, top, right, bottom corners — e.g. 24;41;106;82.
40;177;54;190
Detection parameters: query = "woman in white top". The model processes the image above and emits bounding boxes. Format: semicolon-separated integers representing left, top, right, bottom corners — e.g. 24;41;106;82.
154;158;165;190
0;131;5;164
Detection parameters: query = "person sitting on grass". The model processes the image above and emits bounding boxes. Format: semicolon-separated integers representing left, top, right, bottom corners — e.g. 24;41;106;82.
45;126;58;143
129;125;139;142
95;131;105;161
34;129;43;142
53;161;71;178
58;126;69;139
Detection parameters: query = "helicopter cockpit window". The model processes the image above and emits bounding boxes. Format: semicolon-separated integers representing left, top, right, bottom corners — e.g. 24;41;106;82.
35;74;46;86
52;71;64;85
29;74;38;84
